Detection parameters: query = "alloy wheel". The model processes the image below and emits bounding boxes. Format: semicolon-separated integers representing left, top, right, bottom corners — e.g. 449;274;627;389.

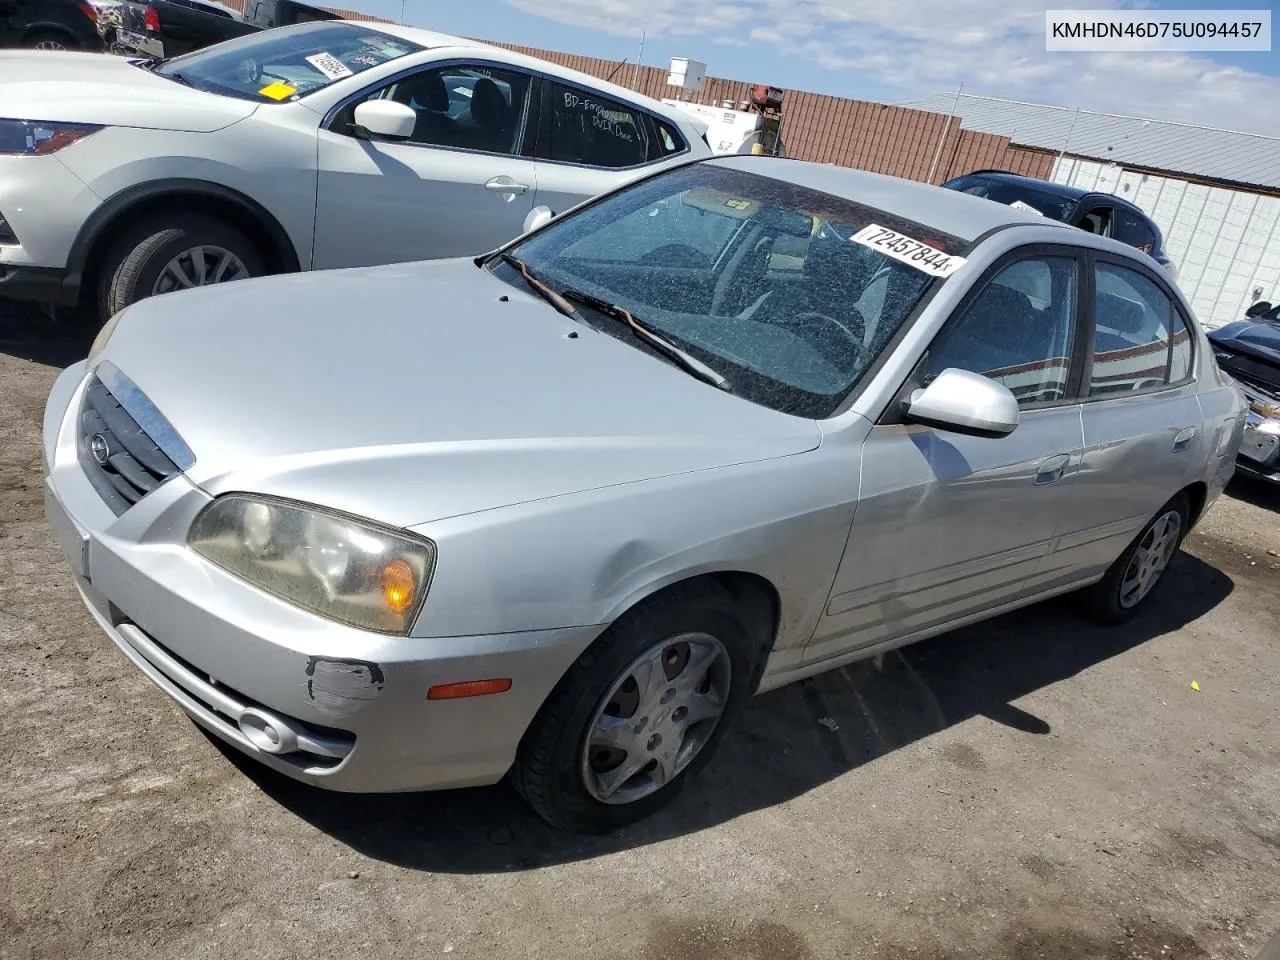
152;245;250;295
1119;509;1182;608
581;632;731;805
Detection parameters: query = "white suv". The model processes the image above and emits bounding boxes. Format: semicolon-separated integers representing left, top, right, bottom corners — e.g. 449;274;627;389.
0;22;709;320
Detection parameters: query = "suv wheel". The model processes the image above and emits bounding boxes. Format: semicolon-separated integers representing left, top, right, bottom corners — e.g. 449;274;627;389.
97;214;264;321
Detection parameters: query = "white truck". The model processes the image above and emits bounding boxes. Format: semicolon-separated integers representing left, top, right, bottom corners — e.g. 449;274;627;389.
661;59;785;157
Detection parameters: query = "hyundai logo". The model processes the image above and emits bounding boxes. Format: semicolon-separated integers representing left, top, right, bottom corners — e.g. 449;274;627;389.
89;433;110;464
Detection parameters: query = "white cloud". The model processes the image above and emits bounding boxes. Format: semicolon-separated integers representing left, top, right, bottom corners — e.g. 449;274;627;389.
501;0;1280;136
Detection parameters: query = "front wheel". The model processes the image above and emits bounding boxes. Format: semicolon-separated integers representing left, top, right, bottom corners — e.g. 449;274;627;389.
512;581;763;833
97;214;264;321
1088;493;1189;624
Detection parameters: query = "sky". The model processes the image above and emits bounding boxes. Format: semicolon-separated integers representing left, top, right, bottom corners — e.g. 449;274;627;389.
348;0;1280;136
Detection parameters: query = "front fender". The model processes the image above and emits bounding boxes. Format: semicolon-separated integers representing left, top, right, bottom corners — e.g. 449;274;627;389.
409;447;860;654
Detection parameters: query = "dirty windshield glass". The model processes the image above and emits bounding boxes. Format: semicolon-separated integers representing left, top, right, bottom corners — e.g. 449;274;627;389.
501;164;966;418
155;23;423;102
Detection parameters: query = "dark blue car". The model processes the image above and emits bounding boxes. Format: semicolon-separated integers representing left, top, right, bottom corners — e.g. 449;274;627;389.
943;170;1176;277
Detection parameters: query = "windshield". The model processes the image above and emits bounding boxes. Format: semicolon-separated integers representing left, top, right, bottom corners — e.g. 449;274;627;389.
500;164;966;418
155;22;424;103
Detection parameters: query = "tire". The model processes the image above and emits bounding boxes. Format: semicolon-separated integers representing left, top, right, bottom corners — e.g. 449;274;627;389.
24;29;77;50
97;214;265;322
1087;492;1190;624
512;580;766;833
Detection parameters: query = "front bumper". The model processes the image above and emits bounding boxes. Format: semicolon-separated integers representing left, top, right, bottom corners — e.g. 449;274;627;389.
1235;383;1280;484
43;362;601;792
0;153;102;304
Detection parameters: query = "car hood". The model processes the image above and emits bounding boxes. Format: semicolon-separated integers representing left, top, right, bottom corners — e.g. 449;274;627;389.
96;259;822;527
0;51;257;133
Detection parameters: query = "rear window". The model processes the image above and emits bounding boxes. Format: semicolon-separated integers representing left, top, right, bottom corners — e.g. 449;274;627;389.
945;176;1076;221
155;22;423;103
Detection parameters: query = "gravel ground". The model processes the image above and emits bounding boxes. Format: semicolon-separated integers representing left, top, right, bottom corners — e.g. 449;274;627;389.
2;298;1278;960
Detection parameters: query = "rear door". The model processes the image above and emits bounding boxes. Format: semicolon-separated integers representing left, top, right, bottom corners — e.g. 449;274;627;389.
313;61;540;269
1044;253;1205;582
811;247;1089;656
530;77;689;216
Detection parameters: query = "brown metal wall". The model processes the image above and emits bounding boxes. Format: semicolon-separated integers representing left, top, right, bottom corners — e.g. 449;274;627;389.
483;40;1055;184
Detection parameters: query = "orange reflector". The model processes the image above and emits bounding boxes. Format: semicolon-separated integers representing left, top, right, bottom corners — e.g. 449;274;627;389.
427;678;513;700
380;558;416;614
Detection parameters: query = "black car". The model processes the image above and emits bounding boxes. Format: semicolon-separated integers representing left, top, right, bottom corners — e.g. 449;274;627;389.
0;0;105;50
1208;303;1280;484
943;170;1176;276
116;0;336;58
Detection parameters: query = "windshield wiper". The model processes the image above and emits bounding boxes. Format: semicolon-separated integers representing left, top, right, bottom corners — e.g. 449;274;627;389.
561;289;731;392
499;254;579;320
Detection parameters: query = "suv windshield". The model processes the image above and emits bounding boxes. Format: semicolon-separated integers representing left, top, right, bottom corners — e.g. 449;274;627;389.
500;164;966;418
155;22;423;102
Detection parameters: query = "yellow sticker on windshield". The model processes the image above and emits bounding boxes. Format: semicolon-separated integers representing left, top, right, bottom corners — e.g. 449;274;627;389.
258;81;297;100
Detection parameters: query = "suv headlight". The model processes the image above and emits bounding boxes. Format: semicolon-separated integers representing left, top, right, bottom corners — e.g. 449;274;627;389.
0;119;102;156
189;495;436;635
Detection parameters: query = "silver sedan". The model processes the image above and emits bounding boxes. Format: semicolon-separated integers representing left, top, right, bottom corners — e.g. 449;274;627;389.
43;156;1246;832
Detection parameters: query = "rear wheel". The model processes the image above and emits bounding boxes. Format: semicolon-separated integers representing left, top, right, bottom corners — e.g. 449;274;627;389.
512;581;764;833
97;214;264;322
1088;493;1189;624
25;29;76;50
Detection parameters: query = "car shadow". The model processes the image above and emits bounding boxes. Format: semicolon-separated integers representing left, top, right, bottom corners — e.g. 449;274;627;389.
218;550;1233;873
0;299;96;368
1226;473;1279;511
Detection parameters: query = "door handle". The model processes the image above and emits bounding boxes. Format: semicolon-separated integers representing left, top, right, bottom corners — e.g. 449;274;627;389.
484;176;529;196
1173;426;1197;453
1034;454;1071;485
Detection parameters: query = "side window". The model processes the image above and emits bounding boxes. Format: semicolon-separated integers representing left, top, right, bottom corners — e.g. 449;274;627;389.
1077;206;1113;237
1169;311;1194;382
923;255;1078;406
338;64;533;155
543;81;651;168
1115;209;1157;254
1089;261;1190;396
649;117;686;160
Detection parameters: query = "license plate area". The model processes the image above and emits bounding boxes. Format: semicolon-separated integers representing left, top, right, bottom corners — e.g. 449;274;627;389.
118;29;163;58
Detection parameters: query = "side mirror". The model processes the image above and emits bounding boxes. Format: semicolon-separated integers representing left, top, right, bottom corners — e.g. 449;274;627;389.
522;205;554;234
906;368;1019;438
1245;300;1274;318
352;100;416;142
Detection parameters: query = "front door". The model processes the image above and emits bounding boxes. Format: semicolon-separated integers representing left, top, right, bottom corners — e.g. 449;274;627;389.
313;62;539;269
809;250;1088;660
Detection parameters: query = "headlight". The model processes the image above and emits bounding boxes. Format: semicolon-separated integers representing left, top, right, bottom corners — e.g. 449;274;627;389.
0;119;101;156
88;308;128;367
189;495;436;634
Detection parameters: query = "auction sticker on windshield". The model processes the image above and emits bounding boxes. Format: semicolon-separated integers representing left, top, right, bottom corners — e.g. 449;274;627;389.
306;52;354;80
850;224;968;278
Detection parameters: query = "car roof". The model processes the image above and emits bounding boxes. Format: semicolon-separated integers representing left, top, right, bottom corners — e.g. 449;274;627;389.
711;156;1076;243
352;22;703;131
955;169;1154;217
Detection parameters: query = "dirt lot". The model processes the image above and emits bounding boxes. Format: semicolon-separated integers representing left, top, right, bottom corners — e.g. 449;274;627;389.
1;298;1278;960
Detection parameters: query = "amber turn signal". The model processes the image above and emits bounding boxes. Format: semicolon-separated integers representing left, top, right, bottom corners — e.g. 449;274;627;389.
427;679;513;700
380;558;416;614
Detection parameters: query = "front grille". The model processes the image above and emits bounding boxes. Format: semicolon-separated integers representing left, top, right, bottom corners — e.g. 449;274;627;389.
78;376;181;515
